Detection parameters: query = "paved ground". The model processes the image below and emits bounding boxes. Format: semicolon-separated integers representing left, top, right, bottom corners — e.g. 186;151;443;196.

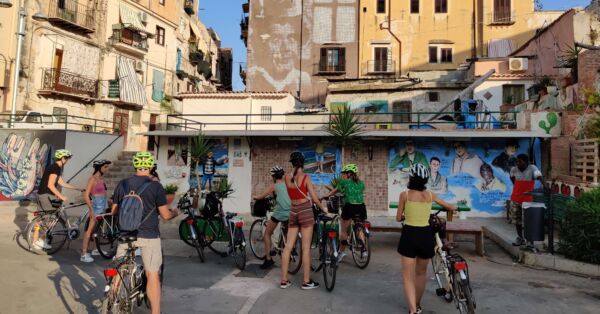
1;207;599;314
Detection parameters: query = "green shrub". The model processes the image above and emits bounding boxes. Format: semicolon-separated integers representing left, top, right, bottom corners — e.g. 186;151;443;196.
558;188;600;264
164;183;178;195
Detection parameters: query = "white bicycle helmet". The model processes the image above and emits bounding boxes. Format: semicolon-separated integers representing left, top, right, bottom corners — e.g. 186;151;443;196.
410;163;430;180
270;165;285;177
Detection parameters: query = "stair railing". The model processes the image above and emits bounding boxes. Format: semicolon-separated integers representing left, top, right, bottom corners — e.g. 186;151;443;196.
66;134;123;183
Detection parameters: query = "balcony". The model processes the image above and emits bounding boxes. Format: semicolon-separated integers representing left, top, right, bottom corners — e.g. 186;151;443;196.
111;27;148;56
184;0;195;15
318;61;345;74
240;16;248;46
189;42;204;64
365;60;396;75
242;2;249;13
239;63;246;85
39;68;98;100
176;58;195;79
488;10;515;25
47;0;95;33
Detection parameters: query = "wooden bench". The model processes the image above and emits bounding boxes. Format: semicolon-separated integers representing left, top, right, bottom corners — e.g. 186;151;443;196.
446;220;485;256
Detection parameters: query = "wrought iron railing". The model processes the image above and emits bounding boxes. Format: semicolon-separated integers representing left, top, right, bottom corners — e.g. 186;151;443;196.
41;68;98;98
184;0;195;14
489;10;515;24
111;28;148;51
189;42;204;63
48;0;95;31
318;61;346;73
366;60;395;74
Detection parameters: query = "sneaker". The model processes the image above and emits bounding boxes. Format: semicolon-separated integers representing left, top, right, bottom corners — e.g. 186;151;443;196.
512;236;525;246
91;249;101;256
135;248;142;256
337;251;347;263
80;254;94;263
301;280;320;290
33;239;51;250
416;305;423;314
260;259;275;270
280;280;292;289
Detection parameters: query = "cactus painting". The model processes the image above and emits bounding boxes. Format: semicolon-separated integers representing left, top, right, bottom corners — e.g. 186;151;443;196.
538;112;558;134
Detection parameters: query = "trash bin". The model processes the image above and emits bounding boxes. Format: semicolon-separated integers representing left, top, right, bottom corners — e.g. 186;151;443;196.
522;202;546;242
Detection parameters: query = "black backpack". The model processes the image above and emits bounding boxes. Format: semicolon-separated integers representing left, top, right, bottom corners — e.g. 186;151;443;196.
202;192;220;217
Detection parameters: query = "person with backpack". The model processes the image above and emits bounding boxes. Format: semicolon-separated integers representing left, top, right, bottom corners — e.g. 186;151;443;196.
111;151;180;314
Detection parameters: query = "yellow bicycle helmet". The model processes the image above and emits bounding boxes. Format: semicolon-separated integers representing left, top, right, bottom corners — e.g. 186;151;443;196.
54;149;72;159
342;163;358;174
132;151;155;169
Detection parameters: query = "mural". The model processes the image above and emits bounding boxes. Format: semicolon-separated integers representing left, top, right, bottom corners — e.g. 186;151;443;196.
388;138;542;216
0;131;63;201
188;139;229;188
295;142;341;186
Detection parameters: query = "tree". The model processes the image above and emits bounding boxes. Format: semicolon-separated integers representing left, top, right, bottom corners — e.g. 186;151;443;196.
325;106;364;163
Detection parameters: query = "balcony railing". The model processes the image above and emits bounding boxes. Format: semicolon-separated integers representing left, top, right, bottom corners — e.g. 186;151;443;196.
48;0;95;33
318;61;346;74
239;63;246;85
184;0;195;15
242;2;249;13
111;28;148;52
41;68;98;98
488;10;515;24
365;60;395;74
189;42;204;64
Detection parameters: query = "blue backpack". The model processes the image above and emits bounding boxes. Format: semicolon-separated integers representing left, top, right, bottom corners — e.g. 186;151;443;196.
118;179;154;232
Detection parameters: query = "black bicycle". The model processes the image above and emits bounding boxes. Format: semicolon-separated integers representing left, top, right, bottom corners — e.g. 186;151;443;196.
177;192;205;262
309;208;339;292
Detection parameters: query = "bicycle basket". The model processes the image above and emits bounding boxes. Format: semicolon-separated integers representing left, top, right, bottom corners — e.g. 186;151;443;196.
429;214;447;238
327;195;343;214
252;198;270;217
202;192;220;217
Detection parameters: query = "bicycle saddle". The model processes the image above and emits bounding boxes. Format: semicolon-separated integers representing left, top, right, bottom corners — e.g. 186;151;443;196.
50;199;63;208
119;231;138;243
226;212;237;219
317;213;333;222
442;241;459;251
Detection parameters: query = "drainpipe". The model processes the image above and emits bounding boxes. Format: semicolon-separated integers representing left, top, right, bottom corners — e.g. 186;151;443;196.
298;0;304;99
380;0;401;75
472;0;477;58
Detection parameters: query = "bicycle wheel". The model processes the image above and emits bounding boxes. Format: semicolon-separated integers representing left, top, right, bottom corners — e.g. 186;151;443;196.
350;225;371;269
192;224;206;263
178;220;195;247
431;252;453;302
37;216;68;255
25;216;44;253
454;272;476;314
95;221;118;259
310;227;322;271
102;265;132;314
232;228;246;270
288;234;302;275
249;219;266;260
322;235;337;292
205;218;229;256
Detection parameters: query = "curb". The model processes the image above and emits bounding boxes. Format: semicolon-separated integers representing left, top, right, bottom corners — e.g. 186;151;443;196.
483;226;600;278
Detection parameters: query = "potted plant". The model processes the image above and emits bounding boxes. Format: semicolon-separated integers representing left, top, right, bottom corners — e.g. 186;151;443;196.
217;177;235;198
164;183;178;205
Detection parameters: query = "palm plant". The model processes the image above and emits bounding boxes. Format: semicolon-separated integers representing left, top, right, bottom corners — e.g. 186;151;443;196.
190;133;212;190
217;176;235;198
326;106;364;163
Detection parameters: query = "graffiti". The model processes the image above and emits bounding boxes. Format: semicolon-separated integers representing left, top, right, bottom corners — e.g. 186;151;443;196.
188;139;229;188
0;133;51;200
538;112;559;134
295;142;341;186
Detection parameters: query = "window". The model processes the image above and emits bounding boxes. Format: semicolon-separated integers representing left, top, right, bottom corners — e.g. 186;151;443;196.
159;0;165;5
53;107;68;123
392;101;412;123
503;85;525;105
428;92;440;102
410;0;419;14
493;0;512;23
374;47;389;72
377;0;386;14
155;26;165;46
440;48;453;63
435;0;448;13
429;46;438;63
261;106;272;121
25;112;41;124
319;47;346;73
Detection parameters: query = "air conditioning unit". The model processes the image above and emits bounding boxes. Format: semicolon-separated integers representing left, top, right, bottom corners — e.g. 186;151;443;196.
139;12;148;25
375;123;391;130
134;61;144;72
509;58;528;71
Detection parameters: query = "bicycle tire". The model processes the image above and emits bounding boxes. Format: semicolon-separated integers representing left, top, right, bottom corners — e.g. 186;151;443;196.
310;227;322;272
431;252;453;303
25;216;43;253
323;235;337;292
249;219;266;260
178;219;195;247
192;224;206;263
288;234;302;275
102;265;133;314
206;218;229;255
454;273;476;314
44;216;69;255
95;221;118;259
350;225;371;269
232;228;246;270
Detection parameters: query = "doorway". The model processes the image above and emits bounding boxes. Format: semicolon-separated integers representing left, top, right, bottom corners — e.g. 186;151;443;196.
113;110;129;147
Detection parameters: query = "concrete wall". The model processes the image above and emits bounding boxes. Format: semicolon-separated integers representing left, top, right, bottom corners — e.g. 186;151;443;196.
474;79;535;112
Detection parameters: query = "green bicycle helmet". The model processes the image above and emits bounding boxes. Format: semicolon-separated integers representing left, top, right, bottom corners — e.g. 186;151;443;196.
132;151;155;169
54;149;72;159
342;163;358;174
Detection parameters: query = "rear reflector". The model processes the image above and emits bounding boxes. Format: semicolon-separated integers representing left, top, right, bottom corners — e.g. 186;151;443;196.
235;221;244;228
104;268;118;278
186;219;195;225
96;216;104;222
33;212;39;217
364;222;371;229
453;261;467;271
327;231;337;238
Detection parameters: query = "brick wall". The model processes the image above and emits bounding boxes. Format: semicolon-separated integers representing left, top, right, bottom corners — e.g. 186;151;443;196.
578;49;600;92
549;136;573;179
250;138;389;215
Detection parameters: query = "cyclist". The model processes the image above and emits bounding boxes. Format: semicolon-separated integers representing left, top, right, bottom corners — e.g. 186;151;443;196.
81;159;112;263
396;164;456;314
280;152;326;290
323;163;366;262
111;151;180;314
34;149;84;250
252;166;291;269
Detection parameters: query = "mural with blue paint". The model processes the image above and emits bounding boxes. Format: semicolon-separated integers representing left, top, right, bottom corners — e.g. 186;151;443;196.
388;138;542;216
188;138;229;189
294;143;341;186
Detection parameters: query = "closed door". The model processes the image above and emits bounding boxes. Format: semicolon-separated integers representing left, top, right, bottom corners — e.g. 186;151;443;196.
147;114;158;151
374;47;388;72
53;49;63;89
113;111;129;146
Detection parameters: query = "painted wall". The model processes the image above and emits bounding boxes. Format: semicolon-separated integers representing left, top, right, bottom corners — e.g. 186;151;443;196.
474;79;535;112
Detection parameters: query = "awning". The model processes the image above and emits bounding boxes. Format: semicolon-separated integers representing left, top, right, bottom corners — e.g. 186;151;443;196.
120;3;146;33
117;56;147;108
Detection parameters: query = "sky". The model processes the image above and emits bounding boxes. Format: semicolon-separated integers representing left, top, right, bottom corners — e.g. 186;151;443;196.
200;0;591;91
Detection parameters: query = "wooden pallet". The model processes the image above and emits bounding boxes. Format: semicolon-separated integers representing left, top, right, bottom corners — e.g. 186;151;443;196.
571;139;600;183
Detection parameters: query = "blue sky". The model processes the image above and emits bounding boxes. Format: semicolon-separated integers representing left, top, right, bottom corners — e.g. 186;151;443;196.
200;0;590;91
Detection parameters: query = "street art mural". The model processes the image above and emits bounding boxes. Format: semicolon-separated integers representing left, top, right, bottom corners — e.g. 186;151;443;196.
0;131;64;201
388;138;542;216
295;142;341;186
188;139;229;189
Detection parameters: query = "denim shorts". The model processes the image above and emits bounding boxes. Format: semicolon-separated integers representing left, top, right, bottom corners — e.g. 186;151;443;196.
91;196;108;216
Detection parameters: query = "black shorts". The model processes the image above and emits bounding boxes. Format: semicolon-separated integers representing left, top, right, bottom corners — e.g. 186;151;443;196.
397;225;435;259
270;216;287;224
341;203;367;221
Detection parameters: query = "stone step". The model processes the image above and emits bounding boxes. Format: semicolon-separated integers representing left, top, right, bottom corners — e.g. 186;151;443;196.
120;151;137;159
106;165;136;174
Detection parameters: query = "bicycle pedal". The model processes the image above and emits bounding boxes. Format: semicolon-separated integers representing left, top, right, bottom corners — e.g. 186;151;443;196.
435;288;447;297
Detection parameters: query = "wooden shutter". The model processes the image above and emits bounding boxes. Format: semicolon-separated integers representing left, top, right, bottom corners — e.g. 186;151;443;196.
338;48;346;71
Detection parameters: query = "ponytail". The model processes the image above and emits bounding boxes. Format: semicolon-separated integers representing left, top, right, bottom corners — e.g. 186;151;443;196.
290;160;304;183
352;173;359;183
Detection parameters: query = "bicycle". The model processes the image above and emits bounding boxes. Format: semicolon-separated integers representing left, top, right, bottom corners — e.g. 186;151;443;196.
430;208;477;314
325;195;372;269
177;192;206;262
25;200;88;254
248;197;302;274
93;212;120;259
99;231;164;314
196;191;246;270
309;206;339;292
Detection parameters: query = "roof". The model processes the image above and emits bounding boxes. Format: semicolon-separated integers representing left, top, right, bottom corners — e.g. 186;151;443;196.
488;73;535;79
175;91;297;100
511;9;575;56
139;129;554;139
